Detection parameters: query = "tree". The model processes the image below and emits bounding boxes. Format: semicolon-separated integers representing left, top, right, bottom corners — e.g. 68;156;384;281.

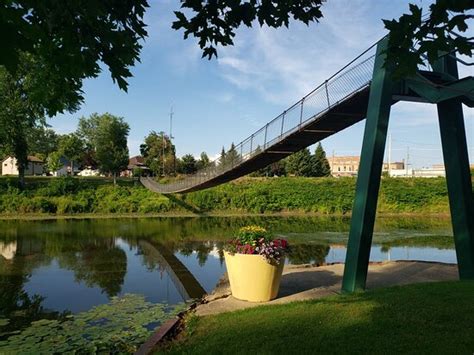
226;143;240;167
27;127;59;160
94;115;130;184
0;52;82;187
58;134;84;175
180;154;198;175
219;147;227;169
311;143;331;177
140;131;176;176
285;148;313;177
76;113;106;168
0;58;45;187
197;152;211;170
46;151;62;175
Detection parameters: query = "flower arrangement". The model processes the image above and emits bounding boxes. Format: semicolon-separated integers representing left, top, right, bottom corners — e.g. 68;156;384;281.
225;225;289;264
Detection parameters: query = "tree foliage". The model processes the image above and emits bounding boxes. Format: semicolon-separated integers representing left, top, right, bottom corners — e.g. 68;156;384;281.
0;57;46;186
225;143;240;167
285;148;313;177
94;115;130;183
180;154;198;175
172;0;325;59
140;131;176;176
27;127;59;160
312;143;331;177
0;1;472;100
384;1;474;78
0;0;148;92
58;134;84;174
197;152;211;170
46;151;63;174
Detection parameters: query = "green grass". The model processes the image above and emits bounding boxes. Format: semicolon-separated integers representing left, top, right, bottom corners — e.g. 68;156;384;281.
165;281;474;354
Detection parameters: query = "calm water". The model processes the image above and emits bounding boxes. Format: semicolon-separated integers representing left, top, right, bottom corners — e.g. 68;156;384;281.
0;216;456;346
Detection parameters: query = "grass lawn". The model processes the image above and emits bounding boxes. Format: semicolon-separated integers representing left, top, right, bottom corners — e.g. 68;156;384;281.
164;281;474;354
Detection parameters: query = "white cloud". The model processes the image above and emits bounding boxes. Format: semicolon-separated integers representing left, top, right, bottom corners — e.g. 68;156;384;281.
215;0;395;107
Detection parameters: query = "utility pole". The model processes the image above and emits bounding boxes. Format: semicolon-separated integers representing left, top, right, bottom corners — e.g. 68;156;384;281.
388;133;392;177
406;146;410;177
162;132;165;177
169;106;175;175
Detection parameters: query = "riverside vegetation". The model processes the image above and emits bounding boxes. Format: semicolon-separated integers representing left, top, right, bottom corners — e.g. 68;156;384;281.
0;175;465;216
0;175;461;216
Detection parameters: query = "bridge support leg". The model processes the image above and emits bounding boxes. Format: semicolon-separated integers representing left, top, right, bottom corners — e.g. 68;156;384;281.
435;56;474;280
342;38;394;293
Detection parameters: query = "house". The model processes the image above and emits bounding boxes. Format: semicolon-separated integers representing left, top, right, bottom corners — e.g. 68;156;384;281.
51;157;81;176
1;156;44;176
121;156;150;177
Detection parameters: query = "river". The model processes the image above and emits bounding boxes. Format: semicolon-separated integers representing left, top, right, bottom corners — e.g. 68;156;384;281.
0;216;456;352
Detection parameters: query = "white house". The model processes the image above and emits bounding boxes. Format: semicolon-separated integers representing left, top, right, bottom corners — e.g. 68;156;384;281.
1;156;44;176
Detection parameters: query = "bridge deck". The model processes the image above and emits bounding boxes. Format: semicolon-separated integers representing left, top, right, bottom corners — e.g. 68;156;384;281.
142;86;371;193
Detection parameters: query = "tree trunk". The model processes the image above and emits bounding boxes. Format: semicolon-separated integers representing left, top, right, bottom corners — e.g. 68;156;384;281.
113;172;117;185
18;164;25;190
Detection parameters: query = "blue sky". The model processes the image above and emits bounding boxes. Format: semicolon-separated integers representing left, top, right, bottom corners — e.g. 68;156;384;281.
51;0;474;168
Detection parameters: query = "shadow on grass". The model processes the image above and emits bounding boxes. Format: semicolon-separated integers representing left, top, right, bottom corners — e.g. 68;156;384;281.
165;194;207;215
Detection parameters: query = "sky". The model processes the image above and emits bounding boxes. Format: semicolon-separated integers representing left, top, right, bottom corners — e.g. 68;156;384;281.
51;0;474;169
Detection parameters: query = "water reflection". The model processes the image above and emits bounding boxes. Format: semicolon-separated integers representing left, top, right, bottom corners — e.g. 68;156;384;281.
0;215;456;339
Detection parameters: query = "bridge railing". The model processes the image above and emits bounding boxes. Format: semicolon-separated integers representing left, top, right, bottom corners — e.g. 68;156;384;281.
149;43;379;193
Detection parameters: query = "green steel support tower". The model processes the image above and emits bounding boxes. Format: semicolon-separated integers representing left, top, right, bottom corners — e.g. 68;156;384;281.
342;38;474;292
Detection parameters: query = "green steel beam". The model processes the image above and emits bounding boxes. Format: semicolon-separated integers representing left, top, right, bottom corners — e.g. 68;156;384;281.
435;55;474;280
405;76;474;104
342;38;394;293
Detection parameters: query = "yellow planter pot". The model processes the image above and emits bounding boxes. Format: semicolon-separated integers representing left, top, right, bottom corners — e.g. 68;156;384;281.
224;252;285;302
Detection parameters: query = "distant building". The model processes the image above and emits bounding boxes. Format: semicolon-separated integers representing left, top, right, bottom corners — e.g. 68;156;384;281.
78;167;101;177
1;156;44;176
413;165;446;178
121;156;150;177
383;161;405;171
51;157;81;176
327;156;360;177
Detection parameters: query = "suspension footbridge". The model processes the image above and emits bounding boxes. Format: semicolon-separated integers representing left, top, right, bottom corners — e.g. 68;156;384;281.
141;35;474;293
140;36;474;195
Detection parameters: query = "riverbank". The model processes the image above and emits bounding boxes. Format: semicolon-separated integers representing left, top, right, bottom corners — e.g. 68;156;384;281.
0;210;453;221
0;175;460;217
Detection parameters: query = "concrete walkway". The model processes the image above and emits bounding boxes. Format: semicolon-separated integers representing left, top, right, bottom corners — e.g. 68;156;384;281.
196;261;458;316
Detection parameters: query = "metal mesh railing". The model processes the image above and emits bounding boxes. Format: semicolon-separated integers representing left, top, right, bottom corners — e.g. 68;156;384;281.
143;41;379;193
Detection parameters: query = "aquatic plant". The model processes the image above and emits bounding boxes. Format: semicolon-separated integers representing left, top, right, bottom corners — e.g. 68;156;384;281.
0;294;185;354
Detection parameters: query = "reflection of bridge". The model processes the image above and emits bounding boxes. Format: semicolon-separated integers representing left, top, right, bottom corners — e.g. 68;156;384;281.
142;34;474;293
139;240;206;301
